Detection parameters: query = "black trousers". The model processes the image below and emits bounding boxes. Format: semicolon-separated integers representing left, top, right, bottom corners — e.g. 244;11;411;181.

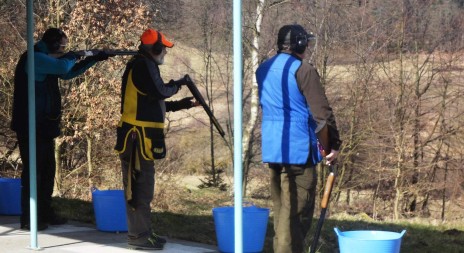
119;134;156;244
17;134;56;225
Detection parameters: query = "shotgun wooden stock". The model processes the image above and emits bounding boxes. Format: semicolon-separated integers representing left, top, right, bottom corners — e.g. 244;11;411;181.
321;172;335;208
184;75;225;137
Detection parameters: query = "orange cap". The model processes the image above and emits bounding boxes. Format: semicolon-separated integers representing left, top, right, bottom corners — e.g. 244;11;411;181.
140;28;174;48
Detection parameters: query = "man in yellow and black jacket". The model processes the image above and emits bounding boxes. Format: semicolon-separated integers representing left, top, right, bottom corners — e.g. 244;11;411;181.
115;28;197;251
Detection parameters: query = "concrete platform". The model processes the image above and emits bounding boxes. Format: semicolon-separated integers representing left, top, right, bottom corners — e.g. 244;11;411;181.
0;216;219;253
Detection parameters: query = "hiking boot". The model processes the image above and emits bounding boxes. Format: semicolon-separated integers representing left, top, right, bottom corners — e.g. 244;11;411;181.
150;232;167;245
20;222;48;231
128;236;164;250
47;215;68;225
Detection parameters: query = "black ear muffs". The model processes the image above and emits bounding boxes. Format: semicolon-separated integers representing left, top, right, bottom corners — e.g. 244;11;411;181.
293;34;308;54
290;24;309;54
152;31;163;55
277;24;312;54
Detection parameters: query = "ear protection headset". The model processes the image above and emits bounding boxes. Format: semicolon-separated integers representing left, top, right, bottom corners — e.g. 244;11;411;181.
293;34;309;53
291;25;310;54
152;31;164;55
277;24;313;54
42;28;66;53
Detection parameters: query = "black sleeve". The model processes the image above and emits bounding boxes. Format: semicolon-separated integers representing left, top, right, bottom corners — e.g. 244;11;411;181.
296;61;342;150
165;98;193;112
131;58;179;99
70;57;94;71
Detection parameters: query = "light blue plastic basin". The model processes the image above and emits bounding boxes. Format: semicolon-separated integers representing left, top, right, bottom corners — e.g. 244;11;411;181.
334;227;406;253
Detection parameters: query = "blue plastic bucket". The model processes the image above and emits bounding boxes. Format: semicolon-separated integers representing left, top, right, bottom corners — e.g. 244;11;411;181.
91;189;127;232
0;178;22;215
334;228;406;253
213;205;269;253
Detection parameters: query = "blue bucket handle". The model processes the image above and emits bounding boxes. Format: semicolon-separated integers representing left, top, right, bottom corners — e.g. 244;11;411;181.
334;227;407;238
399;230;407;238
334;227;342;236
243;201;255;207
91;186;99;193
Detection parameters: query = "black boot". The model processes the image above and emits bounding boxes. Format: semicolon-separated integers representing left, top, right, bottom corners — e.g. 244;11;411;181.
20;222;48;231
46;215;68;225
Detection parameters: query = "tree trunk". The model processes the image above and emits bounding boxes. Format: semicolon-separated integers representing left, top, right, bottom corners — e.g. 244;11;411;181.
208;53;217;186
393;15;406;220
410;51;421;211
242;0;265;197
441;146;449;221
54;138;62;196
199;4;219;189
86;135;93;188
372;174;381;220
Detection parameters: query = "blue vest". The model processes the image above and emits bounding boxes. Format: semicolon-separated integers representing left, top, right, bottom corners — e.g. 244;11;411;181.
256;53;322;165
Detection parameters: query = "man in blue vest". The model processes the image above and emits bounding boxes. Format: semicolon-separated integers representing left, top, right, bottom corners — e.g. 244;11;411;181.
256;24;342;253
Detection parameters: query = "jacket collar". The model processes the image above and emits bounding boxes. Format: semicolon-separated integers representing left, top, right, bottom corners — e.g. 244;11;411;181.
35;41;50;54
278;51;303;61
137;45;158;63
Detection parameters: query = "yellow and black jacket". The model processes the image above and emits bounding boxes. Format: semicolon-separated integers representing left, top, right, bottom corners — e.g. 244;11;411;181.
115;50;181;160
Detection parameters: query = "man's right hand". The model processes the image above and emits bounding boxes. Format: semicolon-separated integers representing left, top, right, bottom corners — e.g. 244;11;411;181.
169;75;190;86
325;149;339;166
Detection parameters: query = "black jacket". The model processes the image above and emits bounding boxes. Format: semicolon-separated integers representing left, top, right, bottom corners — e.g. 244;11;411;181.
115;49;183;160
11;42;97;138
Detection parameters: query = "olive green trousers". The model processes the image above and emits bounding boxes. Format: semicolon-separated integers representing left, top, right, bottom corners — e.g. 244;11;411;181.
270;164;317;253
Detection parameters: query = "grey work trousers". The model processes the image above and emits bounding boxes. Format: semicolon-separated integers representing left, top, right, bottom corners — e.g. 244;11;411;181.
120;136;155;244
270;164;317;253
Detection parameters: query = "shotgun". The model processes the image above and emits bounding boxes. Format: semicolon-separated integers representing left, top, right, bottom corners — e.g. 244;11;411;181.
310;120;335;253
75;49;138;56
183;75;225;137
309;166;335;253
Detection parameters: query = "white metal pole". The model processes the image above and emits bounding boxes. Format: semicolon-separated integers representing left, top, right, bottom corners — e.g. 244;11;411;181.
26;0;39;249
233;0;243;252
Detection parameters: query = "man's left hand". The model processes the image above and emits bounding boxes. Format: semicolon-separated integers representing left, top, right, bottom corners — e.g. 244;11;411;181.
179;96;200;109
92;51;115;61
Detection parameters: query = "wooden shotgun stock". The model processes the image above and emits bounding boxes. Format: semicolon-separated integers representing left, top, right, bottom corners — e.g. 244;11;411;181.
184;75;225;137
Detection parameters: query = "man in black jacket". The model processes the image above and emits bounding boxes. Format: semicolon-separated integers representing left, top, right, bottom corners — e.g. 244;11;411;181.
115;28;198;250
11;27;112;231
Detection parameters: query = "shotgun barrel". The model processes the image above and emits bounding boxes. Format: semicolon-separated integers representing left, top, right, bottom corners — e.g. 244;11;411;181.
75;49;138;56
184;75;225;137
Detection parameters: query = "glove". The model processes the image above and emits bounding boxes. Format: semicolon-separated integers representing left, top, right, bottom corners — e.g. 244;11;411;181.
166;97;197;112
91;51;115;61
168;76;188;86
178;96;196;110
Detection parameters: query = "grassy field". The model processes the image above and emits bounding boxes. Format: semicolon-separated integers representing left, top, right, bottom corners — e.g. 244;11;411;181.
55;184;464;253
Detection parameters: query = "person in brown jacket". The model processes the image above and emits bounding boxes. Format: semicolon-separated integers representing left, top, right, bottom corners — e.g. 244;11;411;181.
256;24;342;253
